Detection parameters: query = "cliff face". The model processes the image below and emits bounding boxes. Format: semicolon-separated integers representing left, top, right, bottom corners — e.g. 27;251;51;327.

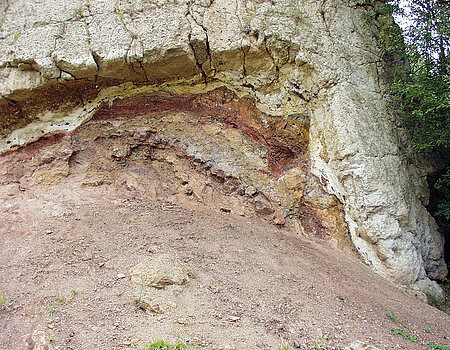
0;0;446;294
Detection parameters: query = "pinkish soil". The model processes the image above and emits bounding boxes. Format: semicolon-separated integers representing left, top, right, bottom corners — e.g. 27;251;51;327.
0;89;448;349
0;167;449;350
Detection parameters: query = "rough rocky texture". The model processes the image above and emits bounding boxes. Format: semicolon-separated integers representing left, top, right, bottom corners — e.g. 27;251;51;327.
129;254;188;289
0;0;447;295
129;254;188;314
0;87;351;254
24;329;53;350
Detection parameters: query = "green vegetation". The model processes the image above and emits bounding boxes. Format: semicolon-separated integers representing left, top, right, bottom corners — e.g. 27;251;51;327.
391;327;420;342
387;310;405;327
47;305;68;320
11;31;20;43
384;0;450;239
145;339;188;350
143;339;306;350
70;289;80;298
277;340;292;350
46;290;82;319
134;278;147;307
73;6;86;18
55;289;82;306
404;283;413;292
428;343;450;350
387;310;449;349
48;306;58;317
0;290;9;310
312;345;331;350
388;313;419;344
386;310;399;321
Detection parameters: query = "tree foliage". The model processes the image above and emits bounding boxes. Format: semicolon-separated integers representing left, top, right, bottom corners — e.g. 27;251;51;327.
381;1;450;226
385;1;449;223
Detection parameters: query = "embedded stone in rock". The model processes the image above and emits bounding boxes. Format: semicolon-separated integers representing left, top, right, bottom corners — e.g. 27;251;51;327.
129;254;188;289
412;279;445;303
302;175;339;210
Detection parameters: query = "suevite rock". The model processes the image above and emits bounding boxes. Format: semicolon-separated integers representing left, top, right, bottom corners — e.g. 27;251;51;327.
0;0;446;296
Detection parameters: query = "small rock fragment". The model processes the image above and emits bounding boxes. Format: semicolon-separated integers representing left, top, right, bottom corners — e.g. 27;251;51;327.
292;340;303;349
345;341;380;350
253;194;274;215
24;330;52;350
136;289;177;314
273;207;285;225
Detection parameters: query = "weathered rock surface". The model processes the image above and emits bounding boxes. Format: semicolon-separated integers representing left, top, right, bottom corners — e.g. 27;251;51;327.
129;254;188;289
24;329;53;350
0;0;447;295
129;254;189;313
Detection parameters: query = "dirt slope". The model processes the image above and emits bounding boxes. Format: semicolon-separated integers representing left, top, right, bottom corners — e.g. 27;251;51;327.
0;171;449;350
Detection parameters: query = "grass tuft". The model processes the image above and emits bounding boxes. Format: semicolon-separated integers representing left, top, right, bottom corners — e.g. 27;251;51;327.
145;339;188;350
428;343;450;350
0;290;9;310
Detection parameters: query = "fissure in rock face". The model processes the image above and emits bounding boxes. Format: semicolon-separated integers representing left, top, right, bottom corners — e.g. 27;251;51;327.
0;0;447;297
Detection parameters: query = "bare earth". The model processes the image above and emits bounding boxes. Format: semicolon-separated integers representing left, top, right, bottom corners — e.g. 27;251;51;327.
0;169;449;350
0;106;449;350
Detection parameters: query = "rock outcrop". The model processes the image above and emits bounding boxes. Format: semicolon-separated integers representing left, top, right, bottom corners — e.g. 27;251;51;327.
0;0;446;295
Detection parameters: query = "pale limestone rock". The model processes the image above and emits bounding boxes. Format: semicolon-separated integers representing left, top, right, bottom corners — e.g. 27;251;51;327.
413;279;445;303
90;0;117;13
88;13;135;80
134;7;198;81
0;68;44;99
53;21;98;79
33;57;60;80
